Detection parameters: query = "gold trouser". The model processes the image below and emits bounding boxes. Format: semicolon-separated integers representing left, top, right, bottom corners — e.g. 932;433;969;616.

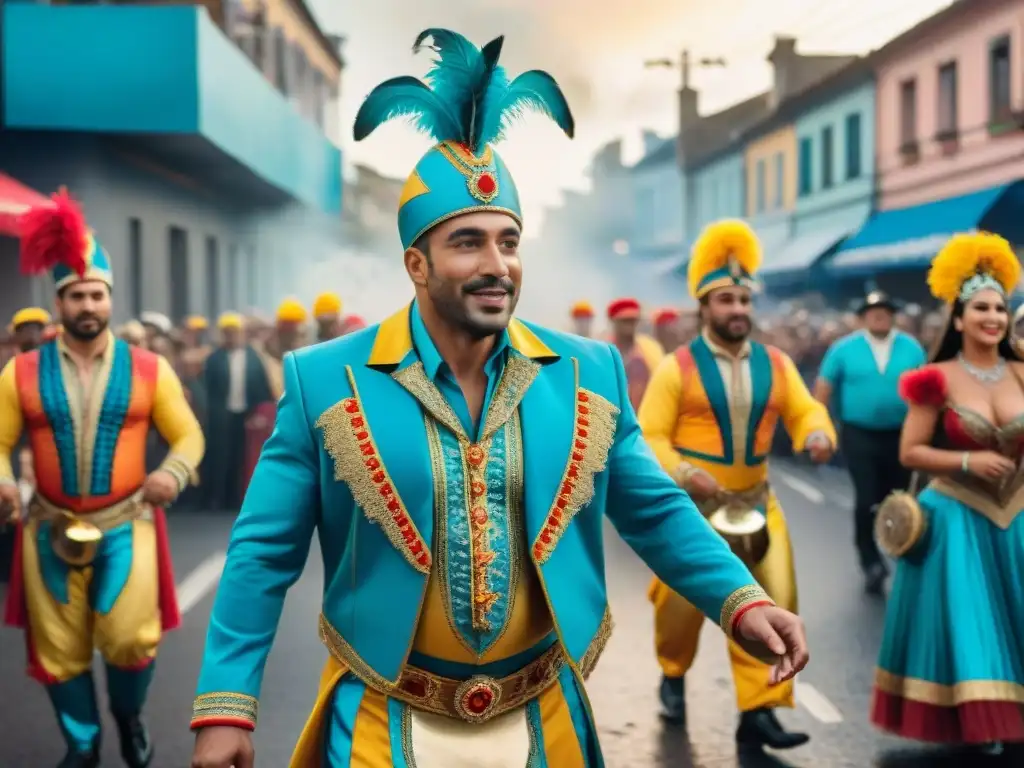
22;517;161;681
648;494;797;711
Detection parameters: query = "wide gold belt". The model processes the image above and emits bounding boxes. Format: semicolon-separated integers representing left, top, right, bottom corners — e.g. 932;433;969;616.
319;615;565;724
31;492;150;567
30;492;151;530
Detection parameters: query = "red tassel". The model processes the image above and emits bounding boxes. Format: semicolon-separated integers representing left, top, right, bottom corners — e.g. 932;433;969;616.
899;365;947;408
18;188;88;277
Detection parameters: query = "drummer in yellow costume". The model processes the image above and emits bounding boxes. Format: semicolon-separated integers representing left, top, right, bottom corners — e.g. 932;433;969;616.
638;219;836;750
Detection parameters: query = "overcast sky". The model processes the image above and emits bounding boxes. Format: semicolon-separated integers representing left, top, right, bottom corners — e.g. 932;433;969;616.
309;0;954;231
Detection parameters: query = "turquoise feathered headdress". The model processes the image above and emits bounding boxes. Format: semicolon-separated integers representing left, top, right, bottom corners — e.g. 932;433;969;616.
354;28;575;249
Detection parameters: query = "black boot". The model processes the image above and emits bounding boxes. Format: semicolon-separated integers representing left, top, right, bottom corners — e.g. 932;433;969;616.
57;746;100;768
864;562;888;595
736;708;809;750
114;715;153;768
658;675;686;723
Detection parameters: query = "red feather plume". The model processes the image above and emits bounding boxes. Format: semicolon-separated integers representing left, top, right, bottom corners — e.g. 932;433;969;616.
18;188;89;278
898;366;947;408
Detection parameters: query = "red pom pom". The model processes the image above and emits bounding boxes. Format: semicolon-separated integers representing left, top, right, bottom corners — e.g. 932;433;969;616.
899;366;947;407
18;188;88;278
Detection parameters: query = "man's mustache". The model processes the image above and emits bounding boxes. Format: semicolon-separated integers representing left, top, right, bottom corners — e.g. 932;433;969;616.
462;276;515;295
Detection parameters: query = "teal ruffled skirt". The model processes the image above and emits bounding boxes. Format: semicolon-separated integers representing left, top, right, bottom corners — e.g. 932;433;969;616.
871;487;1024;743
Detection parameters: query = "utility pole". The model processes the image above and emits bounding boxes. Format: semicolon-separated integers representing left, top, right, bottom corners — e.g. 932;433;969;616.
644;49;727;89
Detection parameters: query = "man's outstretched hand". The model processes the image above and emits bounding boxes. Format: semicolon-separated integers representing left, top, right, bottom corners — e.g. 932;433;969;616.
191;726;254;768
735;605;809;685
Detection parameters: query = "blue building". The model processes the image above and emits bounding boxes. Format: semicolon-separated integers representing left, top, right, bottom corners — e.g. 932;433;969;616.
0;2;343;322
629;132;684;265
767;60;876;295
675;90;770;283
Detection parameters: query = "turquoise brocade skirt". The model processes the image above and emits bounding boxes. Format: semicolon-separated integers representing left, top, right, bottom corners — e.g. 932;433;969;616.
871;487;1024;743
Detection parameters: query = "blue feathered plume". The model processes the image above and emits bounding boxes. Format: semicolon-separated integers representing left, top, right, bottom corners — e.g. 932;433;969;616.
353;28;575;152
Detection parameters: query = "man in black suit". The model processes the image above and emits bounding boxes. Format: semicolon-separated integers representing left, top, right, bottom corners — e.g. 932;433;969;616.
201;313;273;511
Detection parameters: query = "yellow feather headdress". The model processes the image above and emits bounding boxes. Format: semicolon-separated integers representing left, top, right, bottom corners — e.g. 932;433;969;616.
927;231;1021;304
687;219;763;300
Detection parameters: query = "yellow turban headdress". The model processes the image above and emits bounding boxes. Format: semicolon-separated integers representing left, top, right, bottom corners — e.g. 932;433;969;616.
217;312;244;330
687;219;762;300
276;298;308;324
11;307;51;328
185;315;208;331
313;292;342;319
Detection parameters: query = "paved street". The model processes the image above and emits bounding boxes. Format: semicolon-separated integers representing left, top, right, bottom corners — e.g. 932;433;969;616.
1;460;1021;767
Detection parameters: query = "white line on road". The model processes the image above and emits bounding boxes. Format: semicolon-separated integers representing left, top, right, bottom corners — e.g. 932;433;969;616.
796;682;844;724
176;551;227;615
776;471;826;505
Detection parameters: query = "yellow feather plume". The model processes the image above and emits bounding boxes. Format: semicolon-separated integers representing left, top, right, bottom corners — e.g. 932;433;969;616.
927;231;1021;304
688;219;762;298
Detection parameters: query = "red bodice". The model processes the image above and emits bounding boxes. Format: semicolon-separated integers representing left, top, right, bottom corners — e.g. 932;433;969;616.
900;365;1024;456
941;407;1024;455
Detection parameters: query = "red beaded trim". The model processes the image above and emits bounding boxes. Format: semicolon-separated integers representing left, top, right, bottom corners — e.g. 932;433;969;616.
533;389;612;564
338;396;431;571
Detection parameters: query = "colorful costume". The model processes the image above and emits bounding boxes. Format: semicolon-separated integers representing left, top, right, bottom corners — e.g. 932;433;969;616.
605;298;664;411
191;29;772;768
0;191;204;767
638;220;835;744
872;233;1024;745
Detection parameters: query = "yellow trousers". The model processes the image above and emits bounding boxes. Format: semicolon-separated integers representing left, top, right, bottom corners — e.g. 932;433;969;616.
649;495;797;712
22;518;162;681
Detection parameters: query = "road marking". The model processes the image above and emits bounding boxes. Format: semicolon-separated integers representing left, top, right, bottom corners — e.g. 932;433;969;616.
176;551;228;615
796;682;844;724
776;471;826;505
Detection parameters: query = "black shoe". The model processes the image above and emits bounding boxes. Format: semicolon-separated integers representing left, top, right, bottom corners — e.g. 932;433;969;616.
57;748;100;768
736;708;809;750
864;562;888;595
658;675;686;723
115;716;153;768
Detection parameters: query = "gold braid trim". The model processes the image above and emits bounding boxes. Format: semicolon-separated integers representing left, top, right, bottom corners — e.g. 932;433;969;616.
316;366;431;574
190;692;259;729
532;360;619;564
720;584;774;639
578;607;614;680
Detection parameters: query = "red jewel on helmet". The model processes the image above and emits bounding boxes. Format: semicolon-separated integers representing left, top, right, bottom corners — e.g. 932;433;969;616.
476;173;496;195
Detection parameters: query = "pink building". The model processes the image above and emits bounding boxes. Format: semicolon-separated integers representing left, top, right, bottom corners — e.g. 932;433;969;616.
875;0;1024;210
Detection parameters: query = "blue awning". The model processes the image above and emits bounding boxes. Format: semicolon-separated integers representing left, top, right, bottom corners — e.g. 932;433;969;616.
826;183;1024;275
761;224;858;275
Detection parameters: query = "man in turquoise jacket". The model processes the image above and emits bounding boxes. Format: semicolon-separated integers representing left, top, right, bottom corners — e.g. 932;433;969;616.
189;28;809;768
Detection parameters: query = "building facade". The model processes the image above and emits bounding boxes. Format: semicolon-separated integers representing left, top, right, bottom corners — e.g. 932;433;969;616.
744;123;797;259
875;0;1024;210
825;0;1024;297
629;136;684;263
767;64;877;295
0;2;343;323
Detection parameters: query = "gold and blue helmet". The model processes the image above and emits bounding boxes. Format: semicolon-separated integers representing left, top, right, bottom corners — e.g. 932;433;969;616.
354;29;575;249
